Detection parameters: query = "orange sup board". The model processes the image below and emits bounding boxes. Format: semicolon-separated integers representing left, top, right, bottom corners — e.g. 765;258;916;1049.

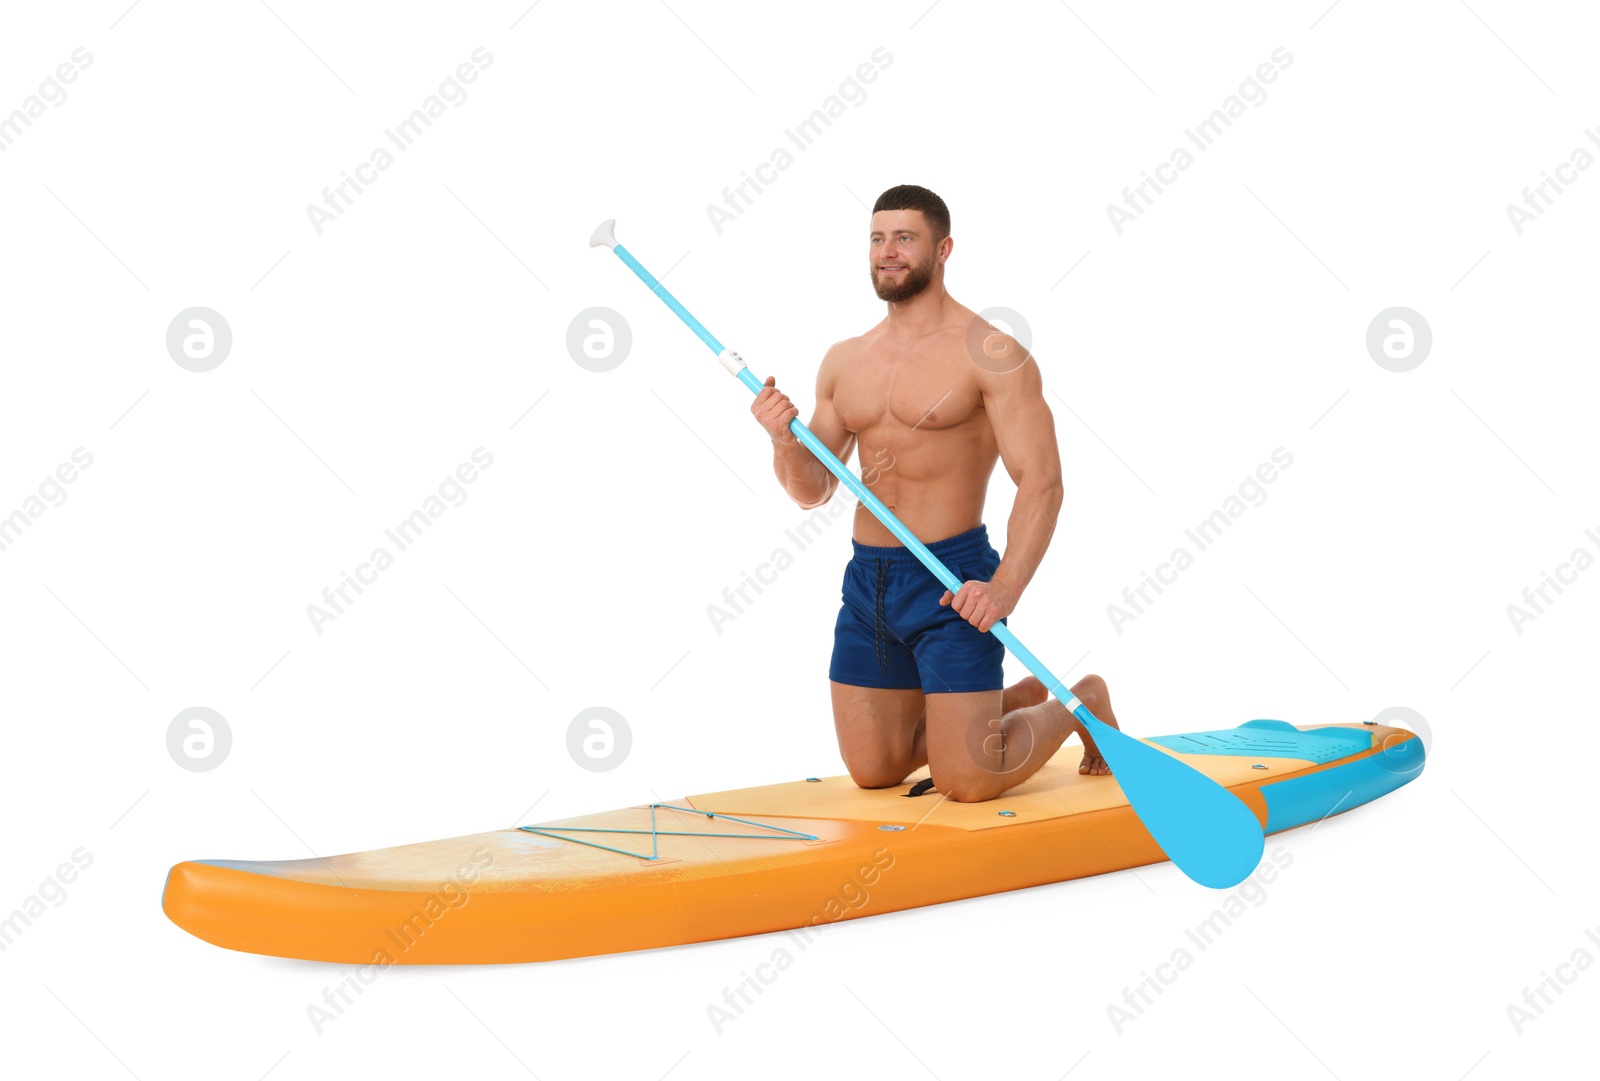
162;720;1423;965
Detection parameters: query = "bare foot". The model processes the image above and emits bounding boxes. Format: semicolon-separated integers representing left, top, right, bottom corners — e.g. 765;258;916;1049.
1076;714;1115;775
1071;674;1120;776
989;676;1120;776
1077;728;1113;776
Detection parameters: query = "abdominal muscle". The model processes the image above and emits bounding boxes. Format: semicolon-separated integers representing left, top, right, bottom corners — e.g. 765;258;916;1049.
831;322;1000;548
848;424;998;548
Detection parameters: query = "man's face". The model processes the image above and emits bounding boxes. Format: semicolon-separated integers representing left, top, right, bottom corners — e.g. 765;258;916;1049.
869;210;943;302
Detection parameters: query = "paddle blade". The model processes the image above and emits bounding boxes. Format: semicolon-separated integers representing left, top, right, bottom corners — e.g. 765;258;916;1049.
1087;717;1265;888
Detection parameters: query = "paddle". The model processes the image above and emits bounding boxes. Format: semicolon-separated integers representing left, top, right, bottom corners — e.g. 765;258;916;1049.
590;218;1264;889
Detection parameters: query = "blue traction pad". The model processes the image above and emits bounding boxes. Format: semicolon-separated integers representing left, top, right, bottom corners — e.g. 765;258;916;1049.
1146;719;1373;764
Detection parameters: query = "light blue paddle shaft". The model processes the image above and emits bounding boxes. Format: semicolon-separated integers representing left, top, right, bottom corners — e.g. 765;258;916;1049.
601;234;1264;889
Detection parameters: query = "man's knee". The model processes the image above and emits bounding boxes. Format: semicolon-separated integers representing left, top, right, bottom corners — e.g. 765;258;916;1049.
851;764;915;789
927;762;1003;803
847;757;914;789
1072;672;1107;704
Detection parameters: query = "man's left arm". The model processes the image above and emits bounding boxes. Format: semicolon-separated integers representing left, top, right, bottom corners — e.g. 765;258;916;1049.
940;335;1064;632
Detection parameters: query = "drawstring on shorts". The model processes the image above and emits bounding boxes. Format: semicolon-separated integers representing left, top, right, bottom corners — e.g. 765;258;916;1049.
873;557;888;674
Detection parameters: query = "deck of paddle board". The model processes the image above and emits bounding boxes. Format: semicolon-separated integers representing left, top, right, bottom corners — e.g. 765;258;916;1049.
162;721;1423;963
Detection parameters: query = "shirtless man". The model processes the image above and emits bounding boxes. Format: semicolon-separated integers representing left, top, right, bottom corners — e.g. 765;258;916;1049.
749;184;1123;802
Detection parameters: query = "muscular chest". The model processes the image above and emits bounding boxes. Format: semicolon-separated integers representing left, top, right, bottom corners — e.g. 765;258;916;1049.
835;351;982;434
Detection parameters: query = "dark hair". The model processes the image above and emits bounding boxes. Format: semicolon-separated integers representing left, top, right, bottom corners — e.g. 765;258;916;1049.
872;185;949;241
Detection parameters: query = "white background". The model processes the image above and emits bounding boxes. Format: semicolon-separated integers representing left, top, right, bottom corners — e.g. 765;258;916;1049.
2;1;1596;1078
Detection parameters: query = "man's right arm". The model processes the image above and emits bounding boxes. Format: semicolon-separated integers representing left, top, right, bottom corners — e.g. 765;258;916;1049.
751;343;855;509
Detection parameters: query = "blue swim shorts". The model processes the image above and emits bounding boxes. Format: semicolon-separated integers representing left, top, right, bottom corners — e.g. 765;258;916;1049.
828;523;1007;694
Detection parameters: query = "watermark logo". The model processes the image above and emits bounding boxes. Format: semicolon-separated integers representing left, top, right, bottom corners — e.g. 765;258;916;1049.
1365;307;1431;373
1506;925;1600;1035
306;448;495;635
707;846;895;1033
166;707;231;772
0;47;92;153
166;307;233;372
566;306;632;372
706;47;893;234
1505;129;1599;235
1108;448;1294;633
707;487;853;635
567;706;631;772
1369;705;1430;776
0;448;94;556
1107;845;1294;1034
965;306;1033;375
0;848;93;953
307;847;494;1032
1107;47;1293;235
965;709;1037;778
305;48;493;235
1505;527;1599;636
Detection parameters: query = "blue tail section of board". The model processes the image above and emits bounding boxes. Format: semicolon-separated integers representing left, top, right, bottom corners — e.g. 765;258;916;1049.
1259;731;1425;832
1147;720;1427;836
1148;720;1373;763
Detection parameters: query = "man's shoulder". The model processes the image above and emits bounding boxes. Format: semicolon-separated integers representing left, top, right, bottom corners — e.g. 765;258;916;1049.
820;330;876;373
832;325;882;352
956;304;1037;383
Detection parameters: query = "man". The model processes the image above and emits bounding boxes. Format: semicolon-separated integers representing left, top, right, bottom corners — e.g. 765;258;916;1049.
750;184;1122;802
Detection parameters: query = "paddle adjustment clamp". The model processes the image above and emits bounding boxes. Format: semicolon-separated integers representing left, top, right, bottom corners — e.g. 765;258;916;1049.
718;348;746;376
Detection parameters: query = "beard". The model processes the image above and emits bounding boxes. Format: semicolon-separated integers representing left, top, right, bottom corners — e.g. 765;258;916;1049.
871;257;935;302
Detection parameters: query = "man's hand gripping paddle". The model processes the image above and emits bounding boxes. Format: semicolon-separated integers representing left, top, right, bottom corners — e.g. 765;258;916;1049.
591;218;1265;888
